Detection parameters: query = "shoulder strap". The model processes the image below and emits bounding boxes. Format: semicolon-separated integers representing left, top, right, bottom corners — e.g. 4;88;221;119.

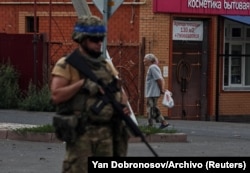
66;49;99;83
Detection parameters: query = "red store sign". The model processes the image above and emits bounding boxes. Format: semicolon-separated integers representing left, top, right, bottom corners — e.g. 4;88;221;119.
153;0;250;15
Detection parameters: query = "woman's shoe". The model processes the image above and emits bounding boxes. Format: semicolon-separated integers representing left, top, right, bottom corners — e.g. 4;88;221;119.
159;123;169;129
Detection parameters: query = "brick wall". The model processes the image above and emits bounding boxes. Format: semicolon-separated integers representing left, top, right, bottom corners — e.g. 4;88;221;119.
1;0;250;120
0;0;143;115
0;0;140;63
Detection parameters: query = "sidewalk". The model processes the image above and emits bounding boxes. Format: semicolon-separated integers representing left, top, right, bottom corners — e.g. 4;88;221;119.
1;109;250;144
1;110;250;173
0;110;187;143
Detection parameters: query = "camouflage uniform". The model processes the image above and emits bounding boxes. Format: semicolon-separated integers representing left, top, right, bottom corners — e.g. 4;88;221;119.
51;16;130;173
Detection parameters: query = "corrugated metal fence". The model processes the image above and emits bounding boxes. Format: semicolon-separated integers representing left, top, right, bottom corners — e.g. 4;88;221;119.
0;33;48;92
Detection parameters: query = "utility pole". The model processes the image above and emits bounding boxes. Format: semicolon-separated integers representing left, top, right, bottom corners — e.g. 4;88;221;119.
48;0;52;83
102;0;109;59
33;0;38;86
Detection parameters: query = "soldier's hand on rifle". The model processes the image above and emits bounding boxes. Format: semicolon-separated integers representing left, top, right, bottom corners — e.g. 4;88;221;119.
122;105;130;116
120;89;130;116
98;87;105;95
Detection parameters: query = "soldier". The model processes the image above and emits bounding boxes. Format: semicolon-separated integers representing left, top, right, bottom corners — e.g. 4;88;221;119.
50;15;131;173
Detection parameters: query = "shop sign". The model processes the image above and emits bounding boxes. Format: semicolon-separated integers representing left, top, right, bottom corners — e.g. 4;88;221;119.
173;20;203;41
154;0;250;15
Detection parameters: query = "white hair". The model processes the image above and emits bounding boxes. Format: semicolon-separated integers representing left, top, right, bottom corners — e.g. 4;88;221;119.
144;53;157;63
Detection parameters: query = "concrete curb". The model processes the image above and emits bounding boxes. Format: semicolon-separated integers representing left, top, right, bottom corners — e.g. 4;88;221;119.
0;130;187;143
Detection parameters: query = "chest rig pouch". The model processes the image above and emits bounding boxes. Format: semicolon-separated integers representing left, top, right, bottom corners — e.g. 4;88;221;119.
74;51;122;124
53;49;122;143
53;91;87;143
81;73;122;124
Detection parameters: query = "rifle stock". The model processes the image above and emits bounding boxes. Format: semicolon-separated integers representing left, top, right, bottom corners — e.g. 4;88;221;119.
66;49;158;157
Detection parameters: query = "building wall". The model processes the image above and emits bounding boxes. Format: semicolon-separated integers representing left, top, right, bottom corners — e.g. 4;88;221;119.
205;16;218;120
0;0;140;63
139;1;250;121
219;93;250;115
1;0;250;121
0;0;143;115
217;19;250;121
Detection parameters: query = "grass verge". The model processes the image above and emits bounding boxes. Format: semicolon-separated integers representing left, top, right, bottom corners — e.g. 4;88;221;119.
14;124;54;134
14;124;177;135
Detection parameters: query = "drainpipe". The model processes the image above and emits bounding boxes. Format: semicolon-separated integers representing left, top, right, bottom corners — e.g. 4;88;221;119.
33;0;38;86
48;0;52;80
215;17;222;122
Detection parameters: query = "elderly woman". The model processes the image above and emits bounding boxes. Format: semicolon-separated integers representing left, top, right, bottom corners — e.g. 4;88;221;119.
143;53;169;129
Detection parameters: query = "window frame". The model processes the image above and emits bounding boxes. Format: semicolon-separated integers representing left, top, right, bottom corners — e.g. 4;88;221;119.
223;20;250;91
25;16;39;33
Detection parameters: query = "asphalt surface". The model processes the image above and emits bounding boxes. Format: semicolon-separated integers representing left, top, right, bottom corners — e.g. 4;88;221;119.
0;109;250;173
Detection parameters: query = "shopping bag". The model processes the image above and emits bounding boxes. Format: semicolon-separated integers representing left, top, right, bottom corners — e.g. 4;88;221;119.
162;90;174;108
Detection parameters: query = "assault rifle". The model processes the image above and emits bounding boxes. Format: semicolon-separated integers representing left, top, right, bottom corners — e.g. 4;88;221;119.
66;49;158;157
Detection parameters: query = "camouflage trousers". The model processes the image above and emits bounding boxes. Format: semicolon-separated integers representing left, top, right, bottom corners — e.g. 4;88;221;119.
61;125;128;173
146;97;165;126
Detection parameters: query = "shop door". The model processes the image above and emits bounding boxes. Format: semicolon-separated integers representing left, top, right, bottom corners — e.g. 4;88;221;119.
171;41;202;120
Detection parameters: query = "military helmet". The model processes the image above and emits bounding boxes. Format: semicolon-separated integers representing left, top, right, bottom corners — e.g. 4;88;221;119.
72;15;106;43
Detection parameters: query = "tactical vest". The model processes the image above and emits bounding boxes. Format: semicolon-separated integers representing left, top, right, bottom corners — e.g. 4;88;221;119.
56;56;122;124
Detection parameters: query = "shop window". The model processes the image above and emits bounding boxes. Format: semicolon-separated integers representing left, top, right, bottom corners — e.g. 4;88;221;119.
223;21;250;91
231;28;241;38
230;51;241;84
26;16;39;33
223;43;229;86
223;43;250;91
245;43;250;85
247;28;250;38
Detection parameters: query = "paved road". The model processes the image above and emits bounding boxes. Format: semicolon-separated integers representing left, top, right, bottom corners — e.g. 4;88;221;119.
0;110;250;173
